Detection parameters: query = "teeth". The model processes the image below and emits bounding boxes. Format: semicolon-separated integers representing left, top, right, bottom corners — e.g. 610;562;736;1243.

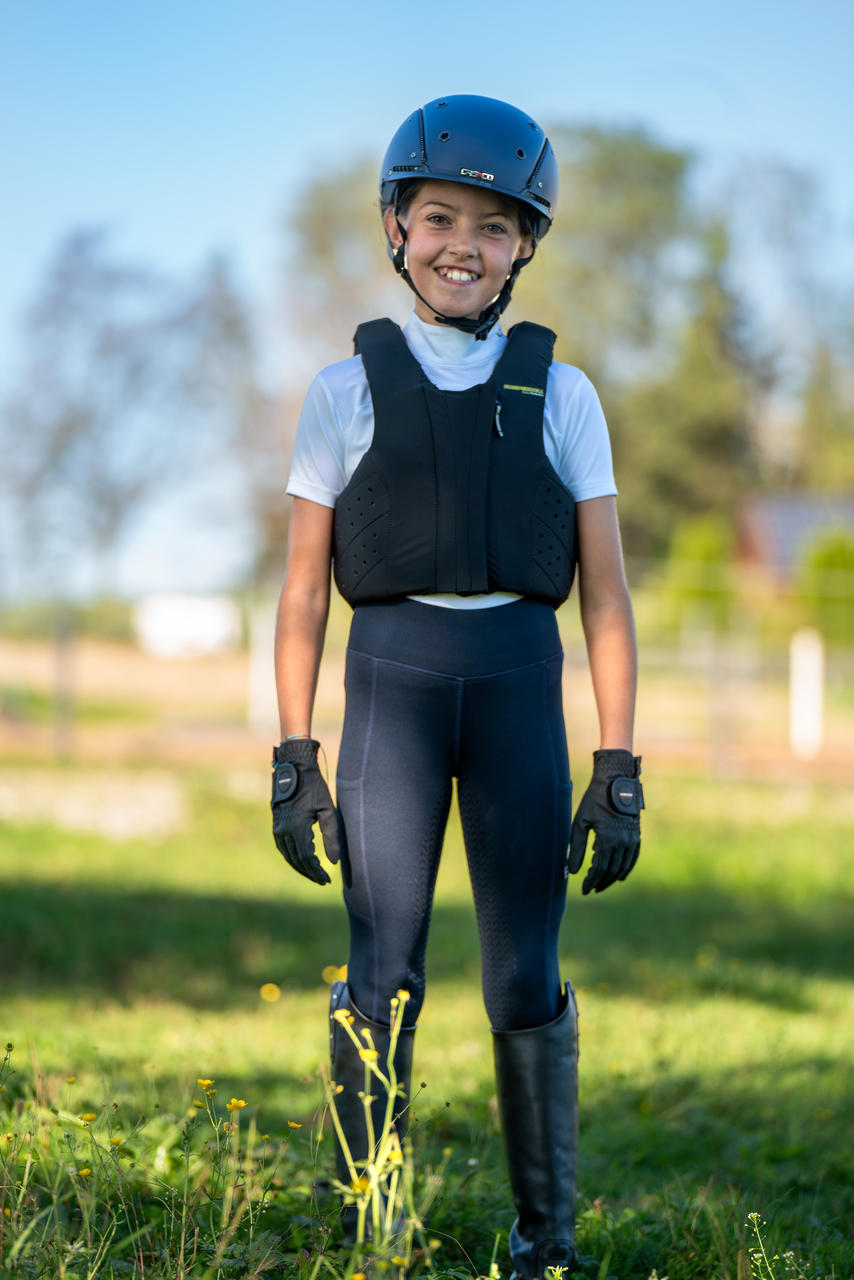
440;268;477;282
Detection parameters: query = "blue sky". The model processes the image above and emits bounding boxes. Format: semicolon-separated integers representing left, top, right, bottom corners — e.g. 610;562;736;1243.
3;0;852;592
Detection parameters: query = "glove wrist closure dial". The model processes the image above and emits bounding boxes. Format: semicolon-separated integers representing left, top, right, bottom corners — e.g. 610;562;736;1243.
609;775;644;815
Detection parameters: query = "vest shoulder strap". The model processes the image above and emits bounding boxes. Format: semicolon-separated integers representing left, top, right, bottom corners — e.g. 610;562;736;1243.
496;321;556;393
353;318;423;391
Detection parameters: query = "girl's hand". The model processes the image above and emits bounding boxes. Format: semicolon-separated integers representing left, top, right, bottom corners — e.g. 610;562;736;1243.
271;737;345;885
568;749;644;894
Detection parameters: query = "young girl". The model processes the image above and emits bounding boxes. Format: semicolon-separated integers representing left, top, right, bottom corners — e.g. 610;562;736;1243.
271;94;643;1280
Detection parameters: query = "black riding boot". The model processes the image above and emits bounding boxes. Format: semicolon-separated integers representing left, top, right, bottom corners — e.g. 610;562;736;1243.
492;985;579;1280
328;981;416;1243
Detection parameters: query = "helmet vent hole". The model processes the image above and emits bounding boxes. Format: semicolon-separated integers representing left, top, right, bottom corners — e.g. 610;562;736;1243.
439;131;450;141
437;101;447;108
516;148;525;159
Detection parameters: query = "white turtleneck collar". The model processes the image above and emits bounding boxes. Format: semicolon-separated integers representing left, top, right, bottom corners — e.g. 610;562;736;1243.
401;311;507;391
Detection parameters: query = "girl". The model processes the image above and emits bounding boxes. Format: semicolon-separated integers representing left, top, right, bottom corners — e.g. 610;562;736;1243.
271;94;643;1280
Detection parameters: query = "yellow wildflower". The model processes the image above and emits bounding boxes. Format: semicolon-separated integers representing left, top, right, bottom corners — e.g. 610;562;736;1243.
3;1207;10;1217
192;1099;204;1108
78;1167;91;1177
358;1048;378;1062
387;1147;402;1163
287;1120;302;1129
197;1078;214;1088
350;1175;370;1193
396;989;410;1003
110;1137;123;1146
65;1076;76;1084
322;963;348;983
3;1134;14;1143
226;1098;246;1112
4;1044;12;1053
350;1273;366;1280
80;1113;97;1123
332;1009;350;1024
259;982;281;1003
392;1259;406;1268
335;1084;344;1094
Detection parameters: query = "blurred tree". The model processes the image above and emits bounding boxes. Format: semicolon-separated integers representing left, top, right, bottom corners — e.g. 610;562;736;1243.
719;157;834;377
287;158;405;361
795;529;854;648
0;233;292;596
0;230;274;751
176;254;294;588
662;513;735;634
515;123;695;388
612;223;757;559
791;342;854;491
2;229;234;595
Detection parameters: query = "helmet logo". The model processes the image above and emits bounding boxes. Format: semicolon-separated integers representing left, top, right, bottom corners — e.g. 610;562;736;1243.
460;168;494;181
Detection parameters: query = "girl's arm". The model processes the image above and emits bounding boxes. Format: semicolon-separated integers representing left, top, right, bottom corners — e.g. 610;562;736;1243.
274;496;335;739
575;496;637;751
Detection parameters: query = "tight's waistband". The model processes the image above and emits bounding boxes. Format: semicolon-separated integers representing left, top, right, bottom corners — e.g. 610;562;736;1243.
348;597;562;679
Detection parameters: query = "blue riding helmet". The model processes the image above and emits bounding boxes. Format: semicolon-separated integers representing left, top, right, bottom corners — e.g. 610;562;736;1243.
380;95;558;243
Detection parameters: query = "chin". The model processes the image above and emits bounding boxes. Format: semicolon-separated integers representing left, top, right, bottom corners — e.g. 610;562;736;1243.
432;293;488;320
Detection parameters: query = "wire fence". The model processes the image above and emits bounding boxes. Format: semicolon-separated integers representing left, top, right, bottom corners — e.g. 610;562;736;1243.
563;559;854;782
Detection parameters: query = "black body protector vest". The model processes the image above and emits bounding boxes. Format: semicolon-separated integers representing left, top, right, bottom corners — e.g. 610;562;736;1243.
332;319;577;608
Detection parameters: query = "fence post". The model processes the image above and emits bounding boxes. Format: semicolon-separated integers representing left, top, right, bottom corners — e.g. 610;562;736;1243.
789;627;824;761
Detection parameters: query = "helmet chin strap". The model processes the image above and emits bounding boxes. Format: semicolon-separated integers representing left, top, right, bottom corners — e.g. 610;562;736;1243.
391;218;533;342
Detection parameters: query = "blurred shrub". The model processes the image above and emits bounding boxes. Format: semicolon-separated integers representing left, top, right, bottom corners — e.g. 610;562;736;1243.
795;529;854;648
662;514;735;633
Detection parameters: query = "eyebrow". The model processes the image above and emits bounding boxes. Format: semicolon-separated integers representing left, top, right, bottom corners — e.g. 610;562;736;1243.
419;200;512;219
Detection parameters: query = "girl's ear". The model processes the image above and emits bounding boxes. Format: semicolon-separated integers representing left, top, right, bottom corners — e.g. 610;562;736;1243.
383;206;403;249
518;232;535;263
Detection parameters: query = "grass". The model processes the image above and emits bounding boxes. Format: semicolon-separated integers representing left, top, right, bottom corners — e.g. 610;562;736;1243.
1;763;853;1278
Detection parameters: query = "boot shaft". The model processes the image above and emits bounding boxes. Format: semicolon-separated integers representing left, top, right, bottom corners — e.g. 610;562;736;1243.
492;985;579;1279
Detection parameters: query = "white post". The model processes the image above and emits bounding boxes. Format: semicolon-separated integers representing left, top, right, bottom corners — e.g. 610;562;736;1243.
789;627;824;761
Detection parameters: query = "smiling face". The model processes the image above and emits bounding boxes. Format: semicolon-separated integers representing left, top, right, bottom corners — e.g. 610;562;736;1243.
384;180;533;326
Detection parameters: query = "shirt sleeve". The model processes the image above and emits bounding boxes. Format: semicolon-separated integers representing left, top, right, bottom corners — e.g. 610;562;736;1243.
545;365;617;502
285;372;347;509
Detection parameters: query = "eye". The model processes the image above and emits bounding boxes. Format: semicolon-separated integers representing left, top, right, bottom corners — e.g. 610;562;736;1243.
425;212;450;225
483;222;509;235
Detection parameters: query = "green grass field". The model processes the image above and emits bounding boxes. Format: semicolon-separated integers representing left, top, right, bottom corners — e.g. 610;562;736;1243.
1;759;853;1279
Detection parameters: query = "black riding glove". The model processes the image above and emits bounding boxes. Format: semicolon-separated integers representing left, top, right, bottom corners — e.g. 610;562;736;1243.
568;749;644;895
271;738;344;886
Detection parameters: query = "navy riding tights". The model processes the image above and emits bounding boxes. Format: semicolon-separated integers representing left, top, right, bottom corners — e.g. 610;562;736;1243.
336;598;572;1034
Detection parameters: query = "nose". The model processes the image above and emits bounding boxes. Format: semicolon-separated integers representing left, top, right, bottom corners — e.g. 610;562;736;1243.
448;219;477;257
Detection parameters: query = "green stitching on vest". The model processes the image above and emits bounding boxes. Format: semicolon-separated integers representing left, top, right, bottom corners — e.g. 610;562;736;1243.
502;383;545;396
